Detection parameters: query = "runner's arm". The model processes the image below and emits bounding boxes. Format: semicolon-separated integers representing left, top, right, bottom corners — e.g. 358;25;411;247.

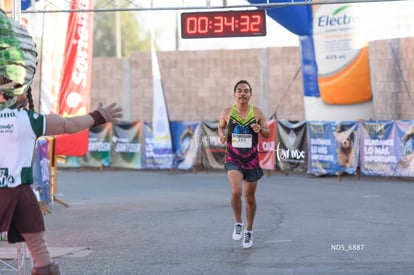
218;108;229;144
253;107;270;139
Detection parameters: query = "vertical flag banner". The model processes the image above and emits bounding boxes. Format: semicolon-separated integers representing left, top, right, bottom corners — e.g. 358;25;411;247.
258;119;276;170
40;2;69;114
170;121;201;170
276;120;307;173
395;120;414;177
81;124;113;168
111;122;143;169
359;120;397;176
43;0;95;156
150;40;174;169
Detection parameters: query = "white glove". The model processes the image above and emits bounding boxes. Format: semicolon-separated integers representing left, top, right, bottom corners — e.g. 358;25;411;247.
90;102;123;127
96;102;123;124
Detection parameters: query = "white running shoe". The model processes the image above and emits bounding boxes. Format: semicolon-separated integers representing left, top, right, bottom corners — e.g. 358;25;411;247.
232;223;243;241
243;230;253;249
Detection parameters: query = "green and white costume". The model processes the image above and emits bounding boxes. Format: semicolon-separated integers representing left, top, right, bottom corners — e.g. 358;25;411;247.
0;108;45;188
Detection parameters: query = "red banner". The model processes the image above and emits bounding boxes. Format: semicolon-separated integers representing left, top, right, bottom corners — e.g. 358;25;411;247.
258;119;276;170
55;0;94;156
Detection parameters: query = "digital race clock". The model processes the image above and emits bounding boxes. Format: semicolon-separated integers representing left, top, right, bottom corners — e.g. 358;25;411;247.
181;10;267;39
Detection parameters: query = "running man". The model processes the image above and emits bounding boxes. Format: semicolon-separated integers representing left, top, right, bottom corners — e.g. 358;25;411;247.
218;80;270;249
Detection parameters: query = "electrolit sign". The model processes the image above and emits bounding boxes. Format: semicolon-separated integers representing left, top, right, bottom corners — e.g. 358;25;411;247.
313;4;372;105
246;0;374;120
314;5;363;76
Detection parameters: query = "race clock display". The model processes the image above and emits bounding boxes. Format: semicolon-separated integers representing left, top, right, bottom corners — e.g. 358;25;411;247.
181;10;266;39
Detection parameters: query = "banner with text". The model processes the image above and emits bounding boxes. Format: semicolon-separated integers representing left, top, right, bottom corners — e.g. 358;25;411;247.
54;0;95;156
308;121;337;175
144;122;175;169
111;122;143;169
276;120;307;173
200;120;225;169
258;119;277;170
307;121;359;175
80;124;113;168
359;120;397;176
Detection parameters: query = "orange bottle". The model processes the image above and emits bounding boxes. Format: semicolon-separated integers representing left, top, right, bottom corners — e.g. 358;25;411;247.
313;4;372;105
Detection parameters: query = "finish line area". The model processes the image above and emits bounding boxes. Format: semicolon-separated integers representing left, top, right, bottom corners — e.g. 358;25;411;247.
2;169;412;274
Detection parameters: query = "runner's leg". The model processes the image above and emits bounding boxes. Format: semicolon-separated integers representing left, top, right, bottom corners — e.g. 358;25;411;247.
227;170;243;223
244;181;258;231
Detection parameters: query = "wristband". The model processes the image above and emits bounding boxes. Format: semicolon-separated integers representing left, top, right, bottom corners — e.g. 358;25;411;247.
89;110;106;128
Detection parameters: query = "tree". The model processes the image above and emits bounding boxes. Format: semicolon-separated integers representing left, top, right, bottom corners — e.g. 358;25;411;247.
93;9;151;57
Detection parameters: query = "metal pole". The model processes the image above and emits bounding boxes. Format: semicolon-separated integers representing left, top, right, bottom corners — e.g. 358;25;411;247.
115;0;122;57
260;48;268;118
122;59;132;121
11;0;21;22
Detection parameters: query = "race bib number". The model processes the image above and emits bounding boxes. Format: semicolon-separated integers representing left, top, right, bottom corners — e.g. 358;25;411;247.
232;134;252;148
0;168;14;187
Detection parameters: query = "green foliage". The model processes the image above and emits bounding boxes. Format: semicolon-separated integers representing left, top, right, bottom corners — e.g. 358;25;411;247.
93;8;151;57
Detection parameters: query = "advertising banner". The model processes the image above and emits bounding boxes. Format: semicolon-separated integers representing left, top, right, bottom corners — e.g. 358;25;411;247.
200;120;225;169
394;120;414;177
359;120;397;176
258;119;276;170
307;121;337;175
111;122;143;169
40;1;69;115
56;156;81;168
33;138;51;204
307;121;358;175
170;121;201;170
307;121;359;175
53;0;95;156
313;4;372;105
144;122;175;169
333;121;359;174
247;0;374;121
276;120;307;173
150;40;174;169
81;124;113;168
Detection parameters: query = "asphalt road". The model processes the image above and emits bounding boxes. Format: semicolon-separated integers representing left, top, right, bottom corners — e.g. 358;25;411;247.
4;169;414;275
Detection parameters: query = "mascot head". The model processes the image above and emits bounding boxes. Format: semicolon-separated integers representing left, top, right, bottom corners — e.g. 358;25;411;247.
0;9;37;110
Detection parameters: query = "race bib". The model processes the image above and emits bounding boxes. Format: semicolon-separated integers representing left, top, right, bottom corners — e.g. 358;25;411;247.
232;134;252;148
